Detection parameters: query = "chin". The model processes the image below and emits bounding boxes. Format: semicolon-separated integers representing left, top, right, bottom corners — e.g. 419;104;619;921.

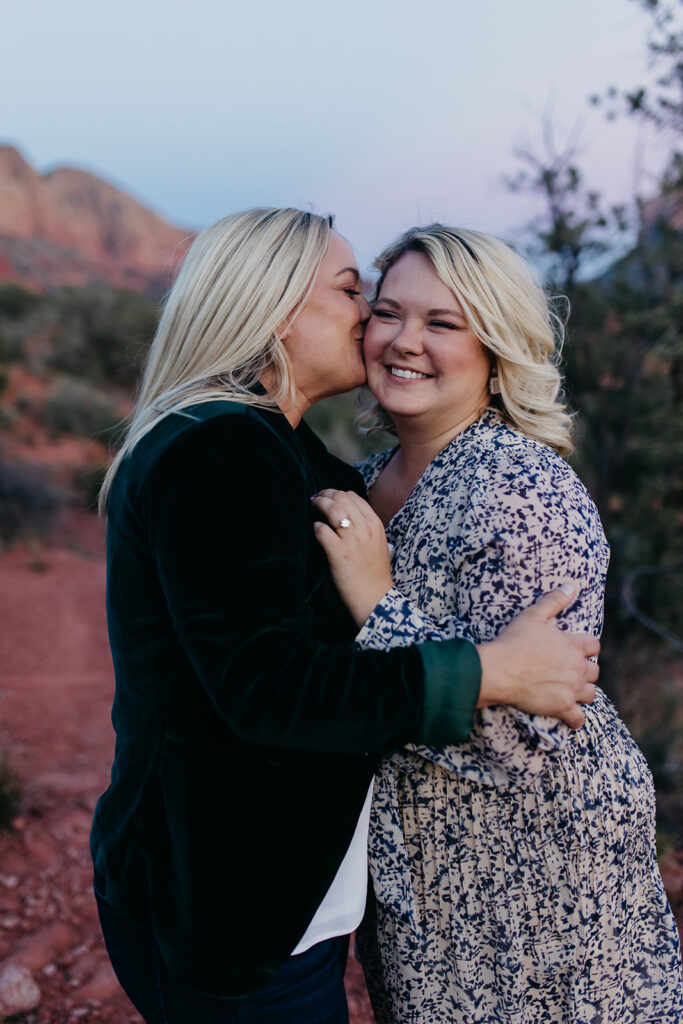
385;405;424;420
375;389;423;413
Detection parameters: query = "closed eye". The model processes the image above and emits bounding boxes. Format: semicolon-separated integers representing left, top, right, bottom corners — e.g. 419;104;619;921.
344;288;361;297
429;320;460;330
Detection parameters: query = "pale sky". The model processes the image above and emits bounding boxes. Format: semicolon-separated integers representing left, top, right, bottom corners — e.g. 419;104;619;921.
0;0;669;272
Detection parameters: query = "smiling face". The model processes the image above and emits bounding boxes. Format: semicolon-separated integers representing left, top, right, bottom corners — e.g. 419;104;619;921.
364;250;491;439
280;231;370;412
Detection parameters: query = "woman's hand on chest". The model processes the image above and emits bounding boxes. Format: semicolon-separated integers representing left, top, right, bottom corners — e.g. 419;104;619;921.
311;489;395;629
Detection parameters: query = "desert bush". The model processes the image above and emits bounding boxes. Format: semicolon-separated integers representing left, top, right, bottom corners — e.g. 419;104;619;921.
0;454;64;546
0;285;157;388
48;287;158;388
0;331;8;397
0;283;43;319
44;377;122;443
0;754;20;830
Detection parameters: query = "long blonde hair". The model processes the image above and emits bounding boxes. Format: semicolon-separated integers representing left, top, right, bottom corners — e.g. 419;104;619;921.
364;224;573;456
99;207;333;512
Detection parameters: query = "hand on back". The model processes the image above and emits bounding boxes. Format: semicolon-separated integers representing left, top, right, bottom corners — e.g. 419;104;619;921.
476;583;599;728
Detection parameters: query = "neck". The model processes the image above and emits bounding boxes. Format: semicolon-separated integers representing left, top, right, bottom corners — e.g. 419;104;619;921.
280;396;307;430
392;401;490;481
259;371;313;429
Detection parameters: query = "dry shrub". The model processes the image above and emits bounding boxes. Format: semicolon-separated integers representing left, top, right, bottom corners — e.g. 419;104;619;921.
0;453;65;547
44;376;122;443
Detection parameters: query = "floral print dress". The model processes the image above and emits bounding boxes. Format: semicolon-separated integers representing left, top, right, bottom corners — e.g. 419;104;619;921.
355;408;683;1024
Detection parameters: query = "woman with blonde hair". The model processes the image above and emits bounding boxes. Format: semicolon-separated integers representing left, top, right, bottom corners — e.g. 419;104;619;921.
90;210;599;1023
314;224;683;1022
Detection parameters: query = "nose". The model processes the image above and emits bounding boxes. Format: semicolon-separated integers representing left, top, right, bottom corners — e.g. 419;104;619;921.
391;321;425;356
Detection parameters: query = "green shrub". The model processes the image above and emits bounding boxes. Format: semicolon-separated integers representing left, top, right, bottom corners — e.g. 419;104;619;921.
0;330;9;397
44;377;122;443
0;283;43;319
48;287;158;388
0;285;157;387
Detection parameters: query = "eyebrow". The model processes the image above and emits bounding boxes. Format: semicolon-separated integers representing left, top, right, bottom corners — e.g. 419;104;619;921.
376;297;464;318
335;266;360;281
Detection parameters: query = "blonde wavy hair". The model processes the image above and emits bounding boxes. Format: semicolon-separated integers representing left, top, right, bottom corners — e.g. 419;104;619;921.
363;224;573;456
99;207;333;512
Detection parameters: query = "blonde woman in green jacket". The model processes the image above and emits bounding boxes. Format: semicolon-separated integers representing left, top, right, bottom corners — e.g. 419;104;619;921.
91;208;598;1024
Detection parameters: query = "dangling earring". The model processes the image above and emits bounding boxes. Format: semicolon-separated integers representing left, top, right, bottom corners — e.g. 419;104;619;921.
489;366;501;395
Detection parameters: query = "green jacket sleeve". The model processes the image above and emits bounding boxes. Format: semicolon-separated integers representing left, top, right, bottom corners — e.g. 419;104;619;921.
417;639;480;744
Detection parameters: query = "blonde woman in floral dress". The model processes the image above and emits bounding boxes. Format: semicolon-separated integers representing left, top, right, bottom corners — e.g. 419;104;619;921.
313;225;683;1023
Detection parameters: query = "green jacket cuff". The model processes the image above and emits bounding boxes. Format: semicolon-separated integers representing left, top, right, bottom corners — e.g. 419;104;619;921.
416;638;481;745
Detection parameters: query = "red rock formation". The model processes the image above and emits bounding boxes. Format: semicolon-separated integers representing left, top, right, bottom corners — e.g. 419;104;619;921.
0;145;194;294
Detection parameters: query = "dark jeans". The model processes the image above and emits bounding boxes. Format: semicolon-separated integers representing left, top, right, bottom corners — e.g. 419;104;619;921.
94;884;349;1024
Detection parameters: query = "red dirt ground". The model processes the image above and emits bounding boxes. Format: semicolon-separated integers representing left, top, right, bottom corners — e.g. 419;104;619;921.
1;515;681;1023
0;517;376;1023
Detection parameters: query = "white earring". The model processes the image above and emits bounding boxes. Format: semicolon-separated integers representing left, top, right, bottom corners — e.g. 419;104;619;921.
489;368;501;395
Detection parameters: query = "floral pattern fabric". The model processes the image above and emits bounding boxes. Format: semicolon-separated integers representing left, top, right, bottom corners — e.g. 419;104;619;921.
355;407;683;1024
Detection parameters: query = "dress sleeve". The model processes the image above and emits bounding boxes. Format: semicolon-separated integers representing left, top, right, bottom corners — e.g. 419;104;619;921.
140;413;480;755
356;446;609;783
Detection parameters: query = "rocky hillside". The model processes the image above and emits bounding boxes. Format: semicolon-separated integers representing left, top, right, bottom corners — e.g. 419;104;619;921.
0;146;192;295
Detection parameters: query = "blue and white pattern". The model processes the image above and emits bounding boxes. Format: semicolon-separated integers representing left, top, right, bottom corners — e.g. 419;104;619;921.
355;407;683;1023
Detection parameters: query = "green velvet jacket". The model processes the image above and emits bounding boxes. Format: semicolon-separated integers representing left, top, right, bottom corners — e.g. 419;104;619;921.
90;399;480;998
